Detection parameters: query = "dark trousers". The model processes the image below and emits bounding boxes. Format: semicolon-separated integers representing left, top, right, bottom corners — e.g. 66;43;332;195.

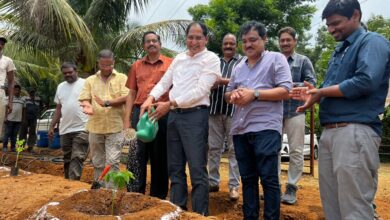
127;106;168;199
60;131;89;180
167;108;209;216
3;121;21;150
19;117;37;149
233;130;281;220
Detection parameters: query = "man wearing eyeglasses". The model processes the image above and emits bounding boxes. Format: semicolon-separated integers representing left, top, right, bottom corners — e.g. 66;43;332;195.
79;49;129;186
123;31;172;199
291;0;390;219
225;21;292;220
141;22;221;216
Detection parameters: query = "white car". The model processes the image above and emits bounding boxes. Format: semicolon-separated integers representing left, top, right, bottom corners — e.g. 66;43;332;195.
36;109;55;131
280;128;319;160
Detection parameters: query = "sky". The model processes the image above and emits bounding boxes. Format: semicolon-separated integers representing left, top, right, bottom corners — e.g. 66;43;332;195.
130;0;390;49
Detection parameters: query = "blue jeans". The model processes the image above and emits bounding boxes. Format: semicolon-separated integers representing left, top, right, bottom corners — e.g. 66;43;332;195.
233;130;281;220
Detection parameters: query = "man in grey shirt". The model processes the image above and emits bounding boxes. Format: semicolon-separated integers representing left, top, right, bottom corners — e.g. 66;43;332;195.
278;26;316;205
225;21;292;220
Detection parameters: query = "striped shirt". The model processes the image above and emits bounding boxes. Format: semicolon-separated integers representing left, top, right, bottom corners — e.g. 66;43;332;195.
209;54;242;116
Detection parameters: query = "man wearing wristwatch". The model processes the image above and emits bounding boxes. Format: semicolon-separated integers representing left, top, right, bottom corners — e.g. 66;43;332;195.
123;31;172;199
79;49;129;186
225;21;292;219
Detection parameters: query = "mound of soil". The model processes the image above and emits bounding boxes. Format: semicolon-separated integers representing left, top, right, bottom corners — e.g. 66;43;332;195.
1;151;389;220
33;190;182;219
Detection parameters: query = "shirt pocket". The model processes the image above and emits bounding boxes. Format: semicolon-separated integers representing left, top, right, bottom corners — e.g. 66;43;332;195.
109;83;122;98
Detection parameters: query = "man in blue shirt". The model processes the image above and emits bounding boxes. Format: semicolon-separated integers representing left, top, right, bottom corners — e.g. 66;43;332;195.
291;0;390;219
226;21;292;220
278;26;316;205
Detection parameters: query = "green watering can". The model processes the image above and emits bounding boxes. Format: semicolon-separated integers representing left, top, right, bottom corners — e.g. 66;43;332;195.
136;108;159;143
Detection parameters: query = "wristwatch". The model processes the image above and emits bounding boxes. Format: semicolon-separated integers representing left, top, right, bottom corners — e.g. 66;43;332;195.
104;100;110;107
253;90;260;100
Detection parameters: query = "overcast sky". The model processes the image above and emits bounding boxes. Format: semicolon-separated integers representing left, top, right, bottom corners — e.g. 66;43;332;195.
130;0;390;49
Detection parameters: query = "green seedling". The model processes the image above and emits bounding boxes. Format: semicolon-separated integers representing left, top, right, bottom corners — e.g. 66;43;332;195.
15;139;26;168
104;170;135;215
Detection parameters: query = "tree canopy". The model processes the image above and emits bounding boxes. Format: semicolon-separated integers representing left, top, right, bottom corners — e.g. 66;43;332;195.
188;0;316;55
0;0;189;107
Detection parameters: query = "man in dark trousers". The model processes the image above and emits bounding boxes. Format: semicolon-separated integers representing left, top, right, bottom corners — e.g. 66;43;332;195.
123;31;172;199
19;89;41;152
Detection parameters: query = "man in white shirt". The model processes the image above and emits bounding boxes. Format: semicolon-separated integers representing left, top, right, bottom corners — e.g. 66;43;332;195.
49;62;89;180
141;22;221;216
2;85;23;152
0;36;16;138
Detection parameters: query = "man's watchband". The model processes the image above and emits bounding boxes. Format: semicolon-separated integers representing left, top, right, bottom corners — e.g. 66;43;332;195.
104;100;110;107
253;90;260;100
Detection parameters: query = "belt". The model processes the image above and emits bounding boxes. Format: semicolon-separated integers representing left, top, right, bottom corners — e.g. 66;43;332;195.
323;122;349;129
171;105;208;113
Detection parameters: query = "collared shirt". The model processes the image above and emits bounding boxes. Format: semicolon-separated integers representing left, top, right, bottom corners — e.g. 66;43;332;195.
209;54;243;116
320;27;390;135
79;70;129;134
55;78;88;135
0;55;16;97
126;54;173;105
227;51;292;135
150;48;221;108
6;96;23;122
22;95;41;120
283;52;316;118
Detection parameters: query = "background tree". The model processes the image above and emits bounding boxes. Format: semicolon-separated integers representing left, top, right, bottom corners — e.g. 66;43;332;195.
188;0;317;55
0;0;189;108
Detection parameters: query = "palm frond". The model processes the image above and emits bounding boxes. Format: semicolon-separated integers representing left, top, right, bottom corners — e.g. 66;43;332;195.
0;0;97;70
111;19;190;55
84;0;149;34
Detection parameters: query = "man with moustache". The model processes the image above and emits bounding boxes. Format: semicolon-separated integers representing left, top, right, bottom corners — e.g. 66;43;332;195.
0;37;15;142
123;31;172;199
278;27;316;205
208;33;241;201
291;0;390;219
79;50;129;185
141;22;221;215
3;85;23;152
225;21;292;219
49;62;89;180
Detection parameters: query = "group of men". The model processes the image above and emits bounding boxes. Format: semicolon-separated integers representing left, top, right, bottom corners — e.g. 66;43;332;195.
3;0;387;219
0;37;42;153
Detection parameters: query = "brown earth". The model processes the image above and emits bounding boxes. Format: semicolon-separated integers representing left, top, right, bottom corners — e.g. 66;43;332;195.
0;150;389;220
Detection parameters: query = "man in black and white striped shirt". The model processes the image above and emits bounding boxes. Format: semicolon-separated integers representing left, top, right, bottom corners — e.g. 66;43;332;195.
208;33;242;200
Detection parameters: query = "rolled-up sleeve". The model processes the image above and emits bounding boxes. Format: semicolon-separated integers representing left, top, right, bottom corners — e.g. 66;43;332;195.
340;35;390;99
275;54;293;91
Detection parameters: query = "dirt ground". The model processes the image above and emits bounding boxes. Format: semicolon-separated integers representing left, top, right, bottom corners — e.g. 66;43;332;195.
1;149;389;219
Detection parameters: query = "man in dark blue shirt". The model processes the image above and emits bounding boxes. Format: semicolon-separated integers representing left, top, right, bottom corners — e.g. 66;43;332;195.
291;0;390;219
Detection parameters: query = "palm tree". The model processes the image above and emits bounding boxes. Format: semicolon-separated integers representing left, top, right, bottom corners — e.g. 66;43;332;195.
0;0;189;106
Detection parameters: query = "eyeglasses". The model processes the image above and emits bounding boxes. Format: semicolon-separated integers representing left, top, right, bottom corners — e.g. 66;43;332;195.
144;39;159;44
186;35;205;41
99;64;114;68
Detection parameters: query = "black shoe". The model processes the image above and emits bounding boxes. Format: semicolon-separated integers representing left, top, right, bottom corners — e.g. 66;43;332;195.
209;185;219;192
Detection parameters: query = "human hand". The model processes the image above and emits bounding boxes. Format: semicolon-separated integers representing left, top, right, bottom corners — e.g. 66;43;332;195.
140;96;154;118
292;81;321;112
94;95;104;107
48;128;55;140
231;88;255;106
7;102;12;114
80;102;94;115
149;101;170;121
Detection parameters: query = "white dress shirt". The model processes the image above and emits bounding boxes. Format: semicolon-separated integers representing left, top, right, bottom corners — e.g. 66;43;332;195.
150;49;221;108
